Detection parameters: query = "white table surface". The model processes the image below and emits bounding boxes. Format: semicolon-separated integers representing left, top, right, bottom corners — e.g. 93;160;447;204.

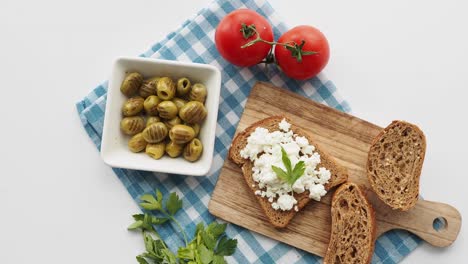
1;0;466;263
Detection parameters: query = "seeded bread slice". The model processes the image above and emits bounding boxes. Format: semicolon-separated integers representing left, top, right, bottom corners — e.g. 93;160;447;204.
324;182;376;264
366;121;426;211
229;116;348;228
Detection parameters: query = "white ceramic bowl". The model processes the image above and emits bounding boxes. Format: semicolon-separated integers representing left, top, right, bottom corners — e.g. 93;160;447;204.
101;57;221;176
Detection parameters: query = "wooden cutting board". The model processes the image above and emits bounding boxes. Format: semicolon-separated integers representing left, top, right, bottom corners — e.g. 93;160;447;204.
208;82;461;257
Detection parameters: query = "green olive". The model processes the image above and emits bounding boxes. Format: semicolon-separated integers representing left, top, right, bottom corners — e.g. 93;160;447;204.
122;96;144;116
139;77;158;98
120;72;143;97
120;116;145;135
183;138;203;162
169;124;195;144
185;123;200;137
143;95;161;116
165;140;184;158
157;77;176;100
157;101;178;119
189;83;207;103
164;116;182;130
145;142;166;160
128;133;147;153
146;116;161;127
179;101;207;124
176;77;191;97
142;122;168;143
172;97;188;111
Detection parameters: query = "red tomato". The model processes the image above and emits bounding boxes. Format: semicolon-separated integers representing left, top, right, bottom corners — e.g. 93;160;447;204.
215;9;273;67
274;25;330;80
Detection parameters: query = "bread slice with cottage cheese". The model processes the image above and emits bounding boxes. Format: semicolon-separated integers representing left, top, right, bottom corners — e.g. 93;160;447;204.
229;116;348;228
323;182;376;264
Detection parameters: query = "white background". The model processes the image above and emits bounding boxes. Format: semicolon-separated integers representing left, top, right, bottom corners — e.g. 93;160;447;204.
0;0;466;263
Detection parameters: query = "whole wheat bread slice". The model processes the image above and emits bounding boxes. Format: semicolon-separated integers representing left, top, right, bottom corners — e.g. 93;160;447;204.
229;116;348;228
323;182;376;264
366;120;426;211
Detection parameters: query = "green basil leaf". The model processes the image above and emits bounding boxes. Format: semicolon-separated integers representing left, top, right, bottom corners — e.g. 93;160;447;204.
166;192;183;216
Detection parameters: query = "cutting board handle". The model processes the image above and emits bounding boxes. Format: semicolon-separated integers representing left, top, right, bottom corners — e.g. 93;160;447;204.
376;199;462;247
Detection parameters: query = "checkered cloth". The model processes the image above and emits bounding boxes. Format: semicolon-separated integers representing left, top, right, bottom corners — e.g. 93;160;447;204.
76;0;422;263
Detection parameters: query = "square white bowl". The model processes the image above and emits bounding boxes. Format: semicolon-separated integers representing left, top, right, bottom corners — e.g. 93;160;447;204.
101;57;221;176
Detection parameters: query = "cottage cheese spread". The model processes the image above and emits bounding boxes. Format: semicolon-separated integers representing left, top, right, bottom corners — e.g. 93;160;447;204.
240;119;331;211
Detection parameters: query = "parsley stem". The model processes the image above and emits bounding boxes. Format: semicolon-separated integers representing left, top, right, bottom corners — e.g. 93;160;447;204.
160;208;188;246
169;215;189;246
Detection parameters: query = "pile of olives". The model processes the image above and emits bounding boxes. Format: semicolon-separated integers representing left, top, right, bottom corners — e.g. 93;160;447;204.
119;72;208;162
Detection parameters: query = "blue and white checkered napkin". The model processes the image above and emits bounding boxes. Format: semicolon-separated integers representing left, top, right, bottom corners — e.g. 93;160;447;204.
76;0;422;263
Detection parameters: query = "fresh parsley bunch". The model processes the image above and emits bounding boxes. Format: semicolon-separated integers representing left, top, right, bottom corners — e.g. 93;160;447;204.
128;190;238;264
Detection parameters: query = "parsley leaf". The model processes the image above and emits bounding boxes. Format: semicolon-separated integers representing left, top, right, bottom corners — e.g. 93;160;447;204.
177;245;195;260
291;160;306;185
199;244;214;264
212;255;227;264
151;217;169;225
136;256;149;264
215;236;238;256
271;165;289;182
281;147;292;174
161;248;177;264
127;220;144;230
140;193;162;211
132;214;145;221
271;147;307;186
156;189;163;203
128;213;169;232
201;231;216;250
206;222;227;240
166;192;183;216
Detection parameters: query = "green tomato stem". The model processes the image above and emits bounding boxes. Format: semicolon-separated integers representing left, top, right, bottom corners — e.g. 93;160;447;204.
240;24;318;63
240;23;257;39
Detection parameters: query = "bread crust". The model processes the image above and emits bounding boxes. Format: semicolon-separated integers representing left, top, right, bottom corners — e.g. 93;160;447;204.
229;116;348;228
323;182;376;264
366;120;426;211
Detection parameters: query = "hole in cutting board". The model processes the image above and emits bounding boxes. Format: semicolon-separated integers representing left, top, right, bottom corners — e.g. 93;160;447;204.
433;217;448;232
